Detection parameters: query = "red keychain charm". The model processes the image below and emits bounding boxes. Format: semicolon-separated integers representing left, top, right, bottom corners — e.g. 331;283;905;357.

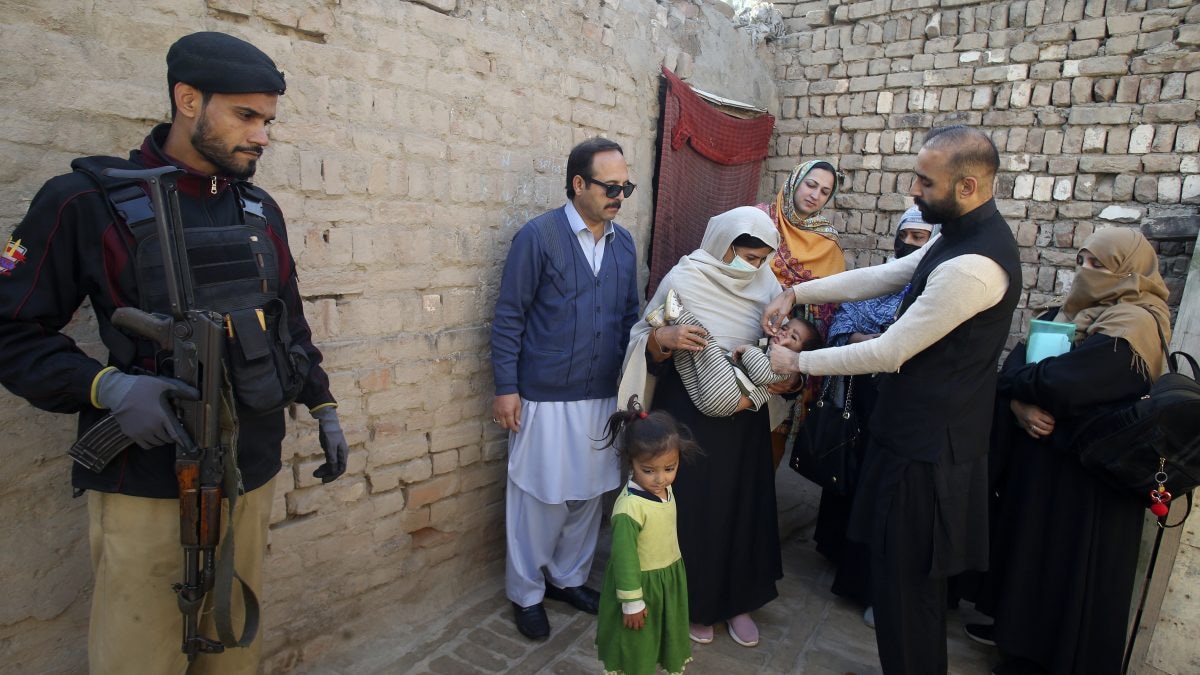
1149;458;1172;518
1149;487;1172;518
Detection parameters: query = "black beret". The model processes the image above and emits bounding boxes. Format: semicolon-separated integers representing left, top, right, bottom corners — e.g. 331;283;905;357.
167;31;286;95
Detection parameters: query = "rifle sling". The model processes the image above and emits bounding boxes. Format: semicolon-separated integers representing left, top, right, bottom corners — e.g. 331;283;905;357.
213;444;260;648
214;384;259;649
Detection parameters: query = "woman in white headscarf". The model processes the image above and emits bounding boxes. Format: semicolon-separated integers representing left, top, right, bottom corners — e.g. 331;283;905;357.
618;206;784;648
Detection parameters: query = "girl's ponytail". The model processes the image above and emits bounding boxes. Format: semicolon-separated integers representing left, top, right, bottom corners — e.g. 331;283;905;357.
600;395;646;451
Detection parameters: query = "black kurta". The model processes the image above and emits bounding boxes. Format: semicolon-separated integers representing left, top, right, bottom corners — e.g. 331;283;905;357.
990;323;1150;675
651;363;782;626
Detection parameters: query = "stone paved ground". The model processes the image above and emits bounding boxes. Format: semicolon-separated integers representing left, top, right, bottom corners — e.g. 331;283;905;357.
296;469;996;674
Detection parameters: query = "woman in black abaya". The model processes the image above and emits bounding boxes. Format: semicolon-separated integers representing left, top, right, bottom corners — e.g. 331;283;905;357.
985;228;1172;675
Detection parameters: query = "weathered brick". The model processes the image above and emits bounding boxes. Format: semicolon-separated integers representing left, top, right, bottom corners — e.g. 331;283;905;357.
925;68;974;86
1010;42;1040;63
983;109;1036;126
1106;127;1132;155
1151;125;1178;153
1076;55;1130;76
809;79;850;95
1073;17;1107;39
848;74;887;92
1162;73;1186;101
1067;39;1101;59
974;64;1029;82
1048;157;1078;174
406;475;460;510
1113;175;1136;201
1082;127;1108;152
1074;174;1098;199
1184;176;1200;204
1142;154;1182;173
1142;102;1197;123
1178;126;1200;153
1135;175;1159;202
1180;25;1200;47
1158;175;1182;203
1115;76;1140;103
1138;29;1175;51
1106;14;1140;34
1067;105;1134;125
1132;52;1200;74
1104;35;1138;56
1078;155;1142;173
1093;79;1116;102
1129;124;1155;153
1141;13;1181;32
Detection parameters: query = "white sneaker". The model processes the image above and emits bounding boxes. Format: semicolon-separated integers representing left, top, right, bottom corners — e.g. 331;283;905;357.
664;288;684;323
863;606;875;629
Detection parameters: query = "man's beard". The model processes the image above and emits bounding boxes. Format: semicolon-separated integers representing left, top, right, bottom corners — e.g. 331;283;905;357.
913;193;958;225
190;113;262;180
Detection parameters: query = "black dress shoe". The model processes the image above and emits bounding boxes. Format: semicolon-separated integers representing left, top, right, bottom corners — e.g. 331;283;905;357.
544;584;600;614
512;602;550;641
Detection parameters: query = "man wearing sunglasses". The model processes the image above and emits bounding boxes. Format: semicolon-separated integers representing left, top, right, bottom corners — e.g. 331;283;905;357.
491;137;641;640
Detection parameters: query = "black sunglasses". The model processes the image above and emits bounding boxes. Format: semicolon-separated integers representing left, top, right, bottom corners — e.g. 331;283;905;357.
583;176;636;199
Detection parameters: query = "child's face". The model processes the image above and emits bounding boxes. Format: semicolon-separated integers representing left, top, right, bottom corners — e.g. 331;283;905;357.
632;448;680;499
771;320;816;351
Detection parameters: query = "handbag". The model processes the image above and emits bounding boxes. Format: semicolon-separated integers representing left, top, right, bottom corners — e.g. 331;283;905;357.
1072;325;1200;522
788;374;861;496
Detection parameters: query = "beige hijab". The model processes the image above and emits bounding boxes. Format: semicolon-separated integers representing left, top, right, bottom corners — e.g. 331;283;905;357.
618;207;783;410
1060;228;1172;378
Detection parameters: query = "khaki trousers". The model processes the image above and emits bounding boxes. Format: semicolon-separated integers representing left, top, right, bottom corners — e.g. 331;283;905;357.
87;476;276;675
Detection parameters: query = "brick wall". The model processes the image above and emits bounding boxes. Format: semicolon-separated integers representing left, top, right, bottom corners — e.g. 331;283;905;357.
5;0;1198;671
0;1;776;671
769;0;1198;345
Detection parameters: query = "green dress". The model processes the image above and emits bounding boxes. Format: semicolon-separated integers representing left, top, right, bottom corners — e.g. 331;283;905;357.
596;484;691;675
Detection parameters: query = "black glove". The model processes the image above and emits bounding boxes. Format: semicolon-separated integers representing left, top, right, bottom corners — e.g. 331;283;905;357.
311;406;348;483
95;371;200;449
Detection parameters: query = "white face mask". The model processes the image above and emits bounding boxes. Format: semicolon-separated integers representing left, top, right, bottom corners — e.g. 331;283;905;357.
729;255;756;272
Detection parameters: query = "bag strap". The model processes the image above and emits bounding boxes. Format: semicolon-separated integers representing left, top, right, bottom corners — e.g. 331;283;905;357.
842;375;854;419
1168;351;1200;380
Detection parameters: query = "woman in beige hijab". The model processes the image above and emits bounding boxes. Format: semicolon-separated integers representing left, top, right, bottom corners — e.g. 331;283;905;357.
975;228;1171;675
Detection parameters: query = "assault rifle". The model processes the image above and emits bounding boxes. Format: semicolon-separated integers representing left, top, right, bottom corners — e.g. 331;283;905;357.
71;166;257;658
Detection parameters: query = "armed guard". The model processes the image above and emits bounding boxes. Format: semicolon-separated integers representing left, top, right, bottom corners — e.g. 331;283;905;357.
0;32;348;674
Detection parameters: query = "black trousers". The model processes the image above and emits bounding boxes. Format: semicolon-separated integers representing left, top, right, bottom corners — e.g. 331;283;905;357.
871;459;948;675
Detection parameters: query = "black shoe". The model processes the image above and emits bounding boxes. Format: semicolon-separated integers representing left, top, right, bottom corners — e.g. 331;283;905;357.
544;584;600;614
512;602;550;641
965;622;997;646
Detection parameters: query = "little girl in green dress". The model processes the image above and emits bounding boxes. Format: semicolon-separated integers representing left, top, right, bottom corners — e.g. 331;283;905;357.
596;397;700;675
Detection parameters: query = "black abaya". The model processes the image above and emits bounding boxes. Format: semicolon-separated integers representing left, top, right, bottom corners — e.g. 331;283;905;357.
990;329;1151;675
652;363;782;626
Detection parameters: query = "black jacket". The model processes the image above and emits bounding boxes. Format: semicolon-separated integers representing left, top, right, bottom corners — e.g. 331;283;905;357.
0;124;333;497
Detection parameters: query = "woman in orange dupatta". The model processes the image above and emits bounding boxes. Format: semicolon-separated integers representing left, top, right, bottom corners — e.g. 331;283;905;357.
762;159;844;286
756;159;844;465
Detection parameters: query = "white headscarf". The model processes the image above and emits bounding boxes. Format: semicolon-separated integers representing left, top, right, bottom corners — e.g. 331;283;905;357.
617;207;784;410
